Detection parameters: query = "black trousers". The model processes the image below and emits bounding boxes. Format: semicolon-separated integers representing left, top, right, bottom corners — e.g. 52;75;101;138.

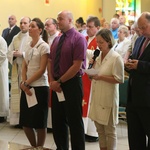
51;77;85;150
126;105;150;150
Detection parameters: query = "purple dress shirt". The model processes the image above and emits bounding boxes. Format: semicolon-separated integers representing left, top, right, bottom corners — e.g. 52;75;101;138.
49;27;87;78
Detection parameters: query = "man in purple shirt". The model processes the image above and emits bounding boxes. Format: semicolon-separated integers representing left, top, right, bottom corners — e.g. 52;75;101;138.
49;10;87;150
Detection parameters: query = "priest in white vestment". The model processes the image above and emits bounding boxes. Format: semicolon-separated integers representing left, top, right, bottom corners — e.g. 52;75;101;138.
7;17;31;125
0;36;9;122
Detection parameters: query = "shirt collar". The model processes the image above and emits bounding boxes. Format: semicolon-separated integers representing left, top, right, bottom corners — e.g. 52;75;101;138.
63;27;75;37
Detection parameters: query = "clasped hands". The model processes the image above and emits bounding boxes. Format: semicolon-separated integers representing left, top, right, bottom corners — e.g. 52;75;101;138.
125;59;138;70
20;82;32;96
89;74;100;80
13;50;23;57
50;81;62;93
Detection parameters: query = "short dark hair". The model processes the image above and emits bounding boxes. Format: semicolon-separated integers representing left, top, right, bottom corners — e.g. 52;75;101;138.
87;16;100;27
76;17;84;25
113;13;120;19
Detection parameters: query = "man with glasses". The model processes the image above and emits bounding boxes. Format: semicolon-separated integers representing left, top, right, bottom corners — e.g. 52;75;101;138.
45;18;60;131
45;18;60;47
125;12;150;150
82;16;100;142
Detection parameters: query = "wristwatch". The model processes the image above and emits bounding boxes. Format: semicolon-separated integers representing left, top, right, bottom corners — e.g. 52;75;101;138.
24;82;30;88
57;78;62;84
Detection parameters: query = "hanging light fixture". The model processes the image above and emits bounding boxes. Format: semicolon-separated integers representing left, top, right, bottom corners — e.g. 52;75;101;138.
45;0;50;5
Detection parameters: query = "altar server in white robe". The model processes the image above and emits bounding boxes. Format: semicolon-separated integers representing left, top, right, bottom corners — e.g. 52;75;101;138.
0;36;9;122
7;17;31;125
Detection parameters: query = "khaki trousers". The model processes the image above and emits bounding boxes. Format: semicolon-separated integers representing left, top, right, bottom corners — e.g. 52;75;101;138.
94;111;117;150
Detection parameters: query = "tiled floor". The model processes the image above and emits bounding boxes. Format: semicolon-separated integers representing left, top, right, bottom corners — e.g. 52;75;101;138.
0;120;129;150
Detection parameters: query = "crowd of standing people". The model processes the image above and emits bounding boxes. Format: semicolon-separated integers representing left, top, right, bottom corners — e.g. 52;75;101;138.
0;10;150;150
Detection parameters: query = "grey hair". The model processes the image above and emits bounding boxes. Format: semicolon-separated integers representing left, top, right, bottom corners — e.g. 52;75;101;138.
118;25;129;37
110;18;120;24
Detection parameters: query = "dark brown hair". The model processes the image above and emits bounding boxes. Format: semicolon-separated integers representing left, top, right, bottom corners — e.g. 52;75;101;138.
32;18;48;43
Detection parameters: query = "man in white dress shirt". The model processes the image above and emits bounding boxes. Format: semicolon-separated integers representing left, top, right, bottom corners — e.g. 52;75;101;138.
7;17;31;126
45;18;60;47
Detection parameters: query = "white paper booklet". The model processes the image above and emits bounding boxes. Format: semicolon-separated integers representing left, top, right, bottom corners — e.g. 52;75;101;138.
56;91;65;102
25;88;38;108
82;68;99;76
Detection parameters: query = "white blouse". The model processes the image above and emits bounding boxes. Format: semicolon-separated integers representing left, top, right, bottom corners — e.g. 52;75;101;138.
24;38;50;87
113;38;131;59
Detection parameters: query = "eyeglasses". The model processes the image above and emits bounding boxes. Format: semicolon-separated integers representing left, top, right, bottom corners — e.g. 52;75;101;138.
86;25;95;29
45;23;55;27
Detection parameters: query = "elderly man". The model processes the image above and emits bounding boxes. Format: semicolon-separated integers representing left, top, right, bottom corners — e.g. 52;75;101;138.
110;18;120;39
7;17;31;126
45;18;60;130
49;10;87;150
125;12;150;150
45;18;60;47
